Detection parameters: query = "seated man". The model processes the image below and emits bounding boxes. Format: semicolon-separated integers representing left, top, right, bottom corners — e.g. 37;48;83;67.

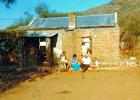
80;54;91;72
69;54;80;71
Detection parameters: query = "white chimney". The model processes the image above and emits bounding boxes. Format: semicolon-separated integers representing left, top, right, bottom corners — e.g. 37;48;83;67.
115;12;118;26
68;13;76;29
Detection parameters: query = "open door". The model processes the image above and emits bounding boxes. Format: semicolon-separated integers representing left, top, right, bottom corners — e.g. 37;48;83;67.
82;37;92;55
39;38;51;66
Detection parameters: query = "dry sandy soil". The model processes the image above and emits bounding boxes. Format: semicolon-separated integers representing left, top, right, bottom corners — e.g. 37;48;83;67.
0;67;140;100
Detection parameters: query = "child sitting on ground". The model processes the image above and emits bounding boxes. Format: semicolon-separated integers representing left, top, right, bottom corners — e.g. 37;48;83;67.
69;54;80;71
59;51;69;71
93;57;99;68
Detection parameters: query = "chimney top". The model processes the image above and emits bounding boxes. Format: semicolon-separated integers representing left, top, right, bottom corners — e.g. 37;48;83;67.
68;13;76;29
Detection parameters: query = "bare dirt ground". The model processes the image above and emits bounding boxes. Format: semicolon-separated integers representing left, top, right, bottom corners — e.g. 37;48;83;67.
0;66;140;100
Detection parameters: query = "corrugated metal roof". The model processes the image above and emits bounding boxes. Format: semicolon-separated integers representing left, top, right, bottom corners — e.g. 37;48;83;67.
29;13;116;29
77;14;115;27
31;17;69;29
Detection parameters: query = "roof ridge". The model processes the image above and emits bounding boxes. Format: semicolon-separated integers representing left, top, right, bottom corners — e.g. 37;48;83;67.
34;13;115;19
36;16;68;20
77;13;114;18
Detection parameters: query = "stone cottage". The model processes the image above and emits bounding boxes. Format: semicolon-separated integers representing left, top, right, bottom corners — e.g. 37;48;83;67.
21;13;120;65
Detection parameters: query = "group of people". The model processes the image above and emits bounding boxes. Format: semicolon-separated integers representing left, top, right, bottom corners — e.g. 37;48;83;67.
59;51;99;72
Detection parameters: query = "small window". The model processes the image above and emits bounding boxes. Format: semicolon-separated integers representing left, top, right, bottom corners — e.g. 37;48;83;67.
40;38;46;42
39;38;46;47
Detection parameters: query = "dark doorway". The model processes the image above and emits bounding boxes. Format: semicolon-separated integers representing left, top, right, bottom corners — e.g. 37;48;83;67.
23;37;39;66
23;37;49;66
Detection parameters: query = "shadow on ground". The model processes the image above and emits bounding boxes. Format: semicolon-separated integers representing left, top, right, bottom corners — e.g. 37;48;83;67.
0;65;54;93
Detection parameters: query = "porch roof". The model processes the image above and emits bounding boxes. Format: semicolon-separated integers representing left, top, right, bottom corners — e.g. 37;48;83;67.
22;31;57;37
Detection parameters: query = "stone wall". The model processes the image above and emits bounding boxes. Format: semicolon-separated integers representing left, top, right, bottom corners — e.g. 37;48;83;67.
62;31;82;59
62;26;120;64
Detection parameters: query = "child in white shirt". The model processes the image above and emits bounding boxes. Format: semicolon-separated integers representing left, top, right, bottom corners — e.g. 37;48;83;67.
59;51;68;70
